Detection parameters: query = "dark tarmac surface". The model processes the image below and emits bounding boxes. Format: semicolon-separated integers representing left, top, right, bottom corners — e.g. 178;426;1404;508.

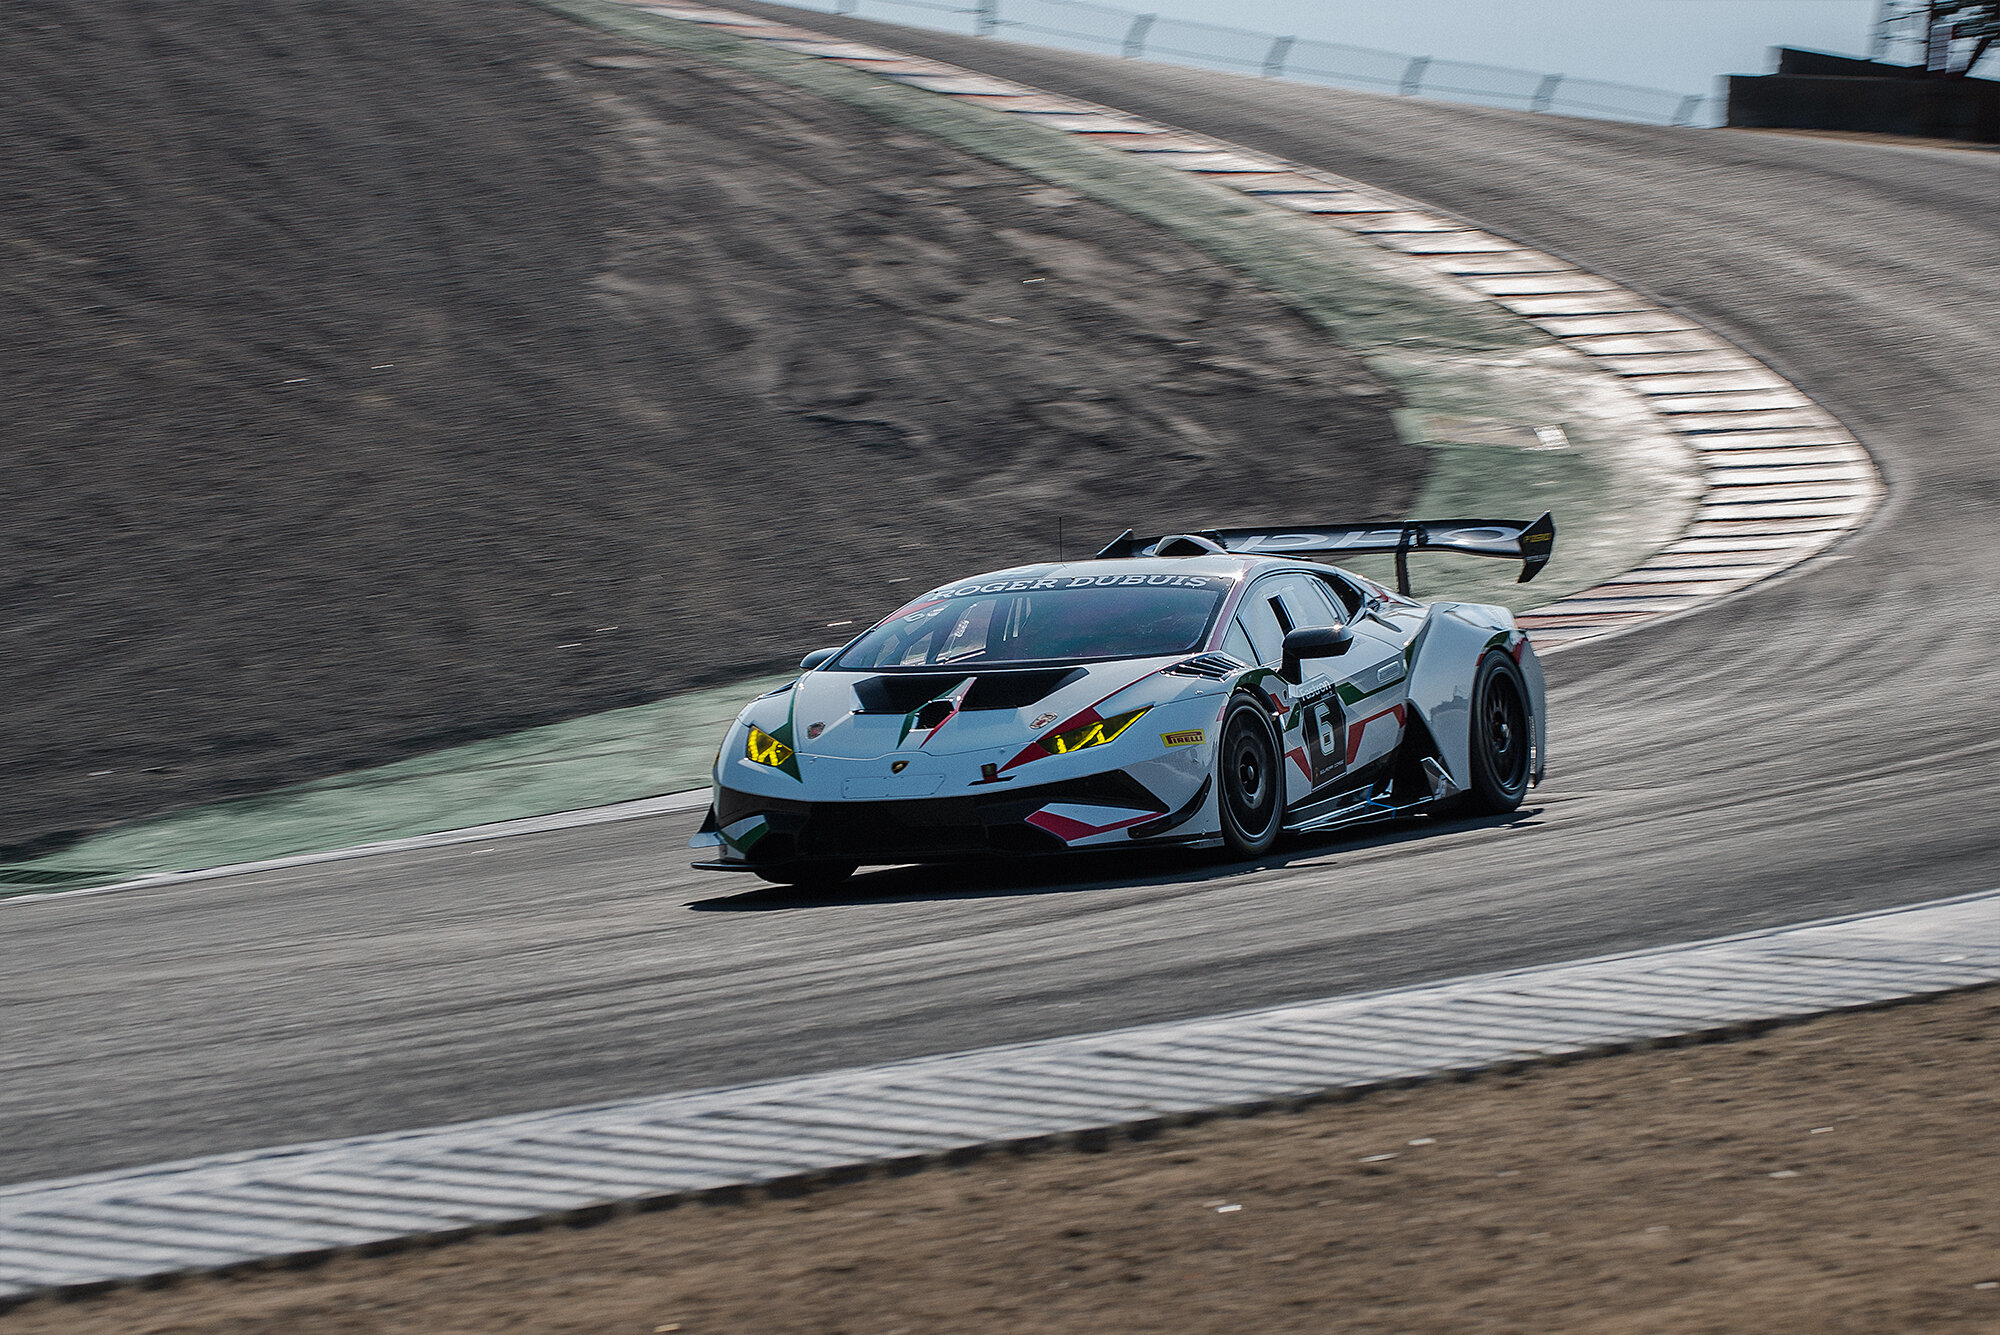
3;14;1997;1186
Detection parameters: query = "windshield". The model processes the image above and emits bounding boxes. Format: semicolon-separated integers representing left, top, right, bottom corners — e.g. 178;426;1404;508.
834;575;1229;671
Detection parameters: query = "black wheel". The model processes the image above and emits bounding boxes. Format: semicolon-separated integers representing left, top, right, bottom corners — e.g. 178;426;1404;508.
1460;650;1532;814
1216;692;1284;858
752;862;857;890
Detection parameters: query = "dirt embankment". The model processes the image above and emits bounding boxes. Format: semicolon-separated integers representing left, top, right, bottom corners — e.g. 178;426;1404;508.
9;986;1994;1333
0;0;1414;854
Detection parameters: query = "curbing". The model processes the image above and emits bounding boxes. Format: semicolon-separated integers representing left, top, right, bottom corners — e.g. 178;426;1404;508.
2;888;1996;1306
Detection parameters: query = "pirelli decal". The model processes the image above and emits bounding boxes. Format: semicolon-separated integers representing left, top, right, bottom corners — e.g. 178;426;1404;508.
1160;729;1206;748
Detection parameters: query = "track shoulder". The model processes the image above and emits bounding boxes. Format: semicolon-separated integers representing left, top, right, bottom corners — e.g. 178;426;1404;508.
4;888;1994;1304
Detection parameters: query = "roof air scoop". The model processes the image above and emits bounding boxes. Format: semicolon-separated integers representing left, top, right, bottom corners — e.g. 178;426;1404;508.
1150;533;1226;557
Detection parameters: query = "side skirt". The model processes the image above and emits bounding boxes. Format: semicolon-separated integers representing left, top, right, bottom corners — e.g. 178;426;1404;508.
1283;755;1396;828
1283;745;1454;837
1284;784;1442;836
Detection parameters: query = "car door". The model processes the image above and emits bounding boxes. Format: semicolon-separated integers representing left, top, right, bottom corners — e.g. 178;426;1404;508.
1245;574;1408;804
1223;580;1315;802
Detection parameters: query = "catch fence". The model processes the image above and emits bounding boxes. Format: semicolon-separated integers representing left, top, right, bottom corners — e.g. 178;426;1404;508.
771;0;1711;127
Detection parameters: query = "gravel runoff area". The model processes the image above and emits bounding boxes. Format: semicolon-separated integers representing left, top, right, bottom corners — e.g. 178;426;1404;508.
6;985;1993;1333
1;0;1412;857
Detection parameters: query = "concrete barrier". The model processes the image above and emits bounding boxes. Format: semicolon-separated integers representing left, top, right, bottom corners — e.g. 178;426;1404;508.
1727;47;2000;144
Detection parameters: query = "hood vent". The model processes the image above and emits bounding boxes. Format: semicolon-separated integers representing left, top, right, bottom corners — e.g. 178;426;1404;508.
964;667;1088;710
913;698;956;731
852;674;966;715
852;667;1088;715
1167;653;1245;681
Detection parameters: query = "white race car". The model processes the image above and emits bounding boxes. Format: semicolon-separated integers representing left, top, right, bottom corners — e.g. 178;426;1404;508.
692;516;1553;887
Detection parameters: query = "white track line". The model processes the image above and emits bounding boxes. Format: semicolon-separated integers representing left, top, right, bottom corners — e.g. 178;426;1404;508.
4;888;1993;1304
0;790;710;906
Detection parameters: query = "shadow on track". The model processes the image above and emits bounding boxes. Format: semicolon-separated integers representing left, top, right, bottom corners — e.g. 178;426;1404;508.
684;807;1545;911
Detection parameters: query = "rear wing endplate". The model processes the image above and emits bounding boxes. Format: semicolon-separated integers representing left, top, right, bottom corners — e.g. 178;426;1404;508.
1097;513;1555;595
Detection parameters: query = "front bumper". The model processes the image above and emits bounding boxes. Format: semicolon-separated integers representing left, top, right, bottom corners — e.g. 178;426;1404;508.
692;768;1207;867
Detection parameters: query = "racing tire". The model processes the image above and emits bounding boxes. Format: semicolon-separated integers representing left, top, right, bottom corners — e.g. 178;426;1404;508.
752;862;857;890
1216;692;1284;859
1458;649;1533;815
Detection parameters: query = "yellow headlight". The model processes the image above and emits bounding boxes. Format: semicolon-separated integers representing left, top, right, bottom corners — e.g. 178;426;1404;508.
1039;707;1149;755
745;725;794;768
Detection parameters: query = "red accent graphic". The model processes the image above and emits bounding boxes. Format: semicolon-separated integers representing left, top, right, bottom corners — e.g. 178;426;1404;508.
1025;808;1160;844
1287;745;1313;779
883;596;947;622
999;664;1173;772
1002;705;1099;772
1344;703;1408;764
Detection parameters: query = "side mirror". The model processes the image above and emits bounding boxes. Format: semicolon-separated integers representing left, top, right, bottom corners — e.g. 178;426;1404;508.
1280;625;1352;684
799;647;840;672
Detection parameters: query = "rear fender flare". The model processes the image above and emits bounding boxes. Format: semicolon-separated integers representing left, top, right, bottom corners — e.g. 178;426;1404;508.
1405;605;1533;790
1518;636;1549;783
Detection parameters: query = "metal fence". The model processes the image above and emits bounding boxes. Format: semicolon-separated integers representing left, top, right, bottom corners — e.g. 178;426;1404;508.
772;0;1712;127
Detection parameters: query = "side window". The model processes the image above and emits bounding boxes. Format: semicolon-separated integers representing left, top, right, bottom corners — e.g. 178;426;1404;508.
1235;582;1288;665
1271;575;1344;632
1317;574;1365;619
1353;574;1417;610
1222;618;1258;666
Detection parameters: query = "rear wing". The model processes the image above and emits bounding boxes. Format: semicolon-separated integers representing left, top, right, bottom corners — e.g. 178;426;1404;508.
1096;513;1555;595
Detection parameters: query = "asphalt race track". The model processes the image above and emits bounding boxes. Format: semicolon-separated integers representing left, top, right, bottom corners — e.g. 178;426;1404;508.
5;17;1997;1187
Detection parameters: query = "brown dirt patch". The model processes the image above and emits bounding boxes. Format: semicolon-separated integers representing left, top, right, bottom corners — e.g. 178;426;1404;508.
0;0;1410;854
12;987;1996;1334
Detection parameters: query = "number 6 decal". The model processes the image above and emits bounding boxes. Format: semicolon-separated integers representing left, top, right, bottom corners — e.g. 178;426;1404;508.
1300;696;1346;788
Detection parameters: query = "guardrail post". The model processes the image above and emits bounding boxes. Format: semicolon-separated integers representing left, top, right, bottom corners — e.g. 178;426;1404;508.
974;0;997;37
1399;55;1430;96
1121;13;1155;58
1671;93;1703;126
1530;72;1562;112
1262;35;1294;78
